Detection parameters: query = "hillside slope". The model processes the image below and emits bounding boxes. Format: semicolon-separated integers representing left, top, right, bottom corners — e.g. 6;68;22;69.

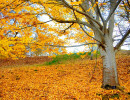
0;52;130;100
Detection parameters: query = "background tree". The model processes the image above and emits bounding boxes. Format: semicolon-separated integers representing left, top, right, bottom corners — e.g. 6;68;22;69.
0;0;129;88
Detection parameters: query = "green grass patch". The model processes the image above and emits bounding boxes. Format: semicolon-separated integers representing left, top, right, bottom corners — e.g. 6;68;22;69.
35;51;101;66
44;51;100;65
45;53;81;65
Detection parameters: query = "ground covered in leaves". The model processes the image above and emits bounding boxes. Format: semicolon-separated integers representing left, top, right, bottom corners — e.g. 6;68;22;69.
0;52;130;100
0;56;52;67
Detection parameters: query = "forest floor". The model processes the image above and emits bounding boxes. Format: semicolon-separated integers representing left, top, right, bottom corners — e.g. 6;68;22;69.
0;50;130;100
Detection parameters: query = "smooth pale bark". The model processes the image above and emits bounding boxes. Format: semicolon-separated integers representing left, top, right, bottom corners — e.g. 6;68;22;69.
93;0;119;88
99;34;119;87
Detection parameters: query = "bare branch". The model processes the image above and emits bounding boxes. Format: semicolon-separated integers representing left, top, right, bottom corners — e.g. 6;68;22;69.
113;35;122;38
11;1;26;9
122;43;130;46
14;32;18;38
71;3;102;46
62;23;74;33
126;0;130;8
48;14;93;28
45;43;97;48
14;20;53;30
70;3;103;46
10;41;97;48
79;1;104;36
80;25;101;44
115;29;130;50
96;3;105;23
122;1;129;20
118;24;123;36
106;0;122;22
60;0;102;27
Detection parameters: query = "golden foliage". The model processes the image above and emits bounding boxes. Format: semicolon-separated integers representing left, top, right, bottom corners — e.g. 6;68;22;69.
0;0;71;59
0;0;98;59
0;0;128;59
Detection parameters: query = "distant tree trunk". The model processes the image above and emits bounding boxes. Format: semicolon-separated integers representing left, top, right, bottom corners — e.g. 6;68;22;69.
99;34;119;88
90;46;93;60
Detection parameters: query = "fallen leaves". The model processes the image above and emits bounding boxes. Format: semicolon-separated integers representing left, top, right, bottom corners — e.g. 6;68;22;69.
0;54;130;99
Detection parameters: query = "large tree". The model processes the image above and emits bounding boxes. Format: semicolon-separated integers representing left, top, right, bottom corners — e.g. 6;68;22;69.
40;0;129;88
0;0;129;88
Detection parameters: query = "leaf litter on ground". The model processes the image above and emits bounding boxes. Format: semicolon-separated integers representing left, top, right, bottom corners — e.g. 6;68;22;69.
0;52;130;100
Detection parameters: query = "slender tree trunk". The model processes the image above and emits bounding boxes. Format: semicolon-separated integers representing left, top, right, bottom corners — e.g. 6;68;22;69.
90;52;93;60
99;35;119;88
90;46;93;60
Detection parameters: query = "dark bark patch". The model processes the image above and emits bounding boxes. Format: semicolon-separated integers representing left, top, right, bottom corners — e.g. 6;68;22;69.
102;84;117;90
98;43;106;51
104;85;112;89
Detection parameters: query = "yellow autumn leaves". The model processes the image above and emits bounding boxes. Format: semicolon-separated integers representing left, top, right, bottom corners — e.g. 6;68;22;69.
0;0;67;59
0;53;129;99
0;37;31;59
0;0;108;59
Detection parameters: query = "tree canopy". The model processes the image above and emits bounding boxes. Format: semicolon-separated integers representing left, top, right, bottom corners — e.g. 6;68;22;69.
0;0;129;59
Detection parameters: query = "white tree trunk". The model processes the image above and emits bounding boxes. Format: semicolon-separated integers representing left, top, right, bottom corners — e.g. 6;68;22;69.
99;35;119;88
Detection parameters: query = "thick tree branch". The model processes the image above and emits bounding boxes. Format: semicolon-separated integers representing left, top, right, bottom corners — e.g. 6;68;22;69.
72;5;104;49
106;0;122;22
115;29;130;50
48;14;93;28
40;0;101;34
96;3;105;23
74;4;104;40
71;4;101;44
80;25;101;44
79;1;104;36
61;0;102;27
